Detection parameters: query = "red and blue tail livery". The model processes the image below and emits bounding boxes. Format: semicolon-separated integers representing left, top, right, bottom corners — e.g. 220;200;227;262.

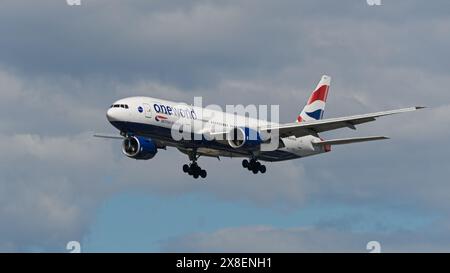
297;75;331;123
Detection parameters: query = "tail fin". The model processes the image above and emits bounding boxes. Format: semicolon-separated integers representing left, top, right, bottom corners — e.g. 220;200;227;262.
296;75;331;123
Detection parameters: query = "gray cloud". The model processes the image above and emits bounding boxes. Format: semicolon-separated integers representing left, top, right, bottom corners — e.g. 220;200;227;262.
162;222;450;253
1;0;448;88
0;132;113;251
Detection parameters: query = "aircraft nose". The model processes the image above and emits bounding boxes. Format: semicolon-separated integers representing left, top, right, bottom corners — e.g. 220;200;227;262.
106;108;119;122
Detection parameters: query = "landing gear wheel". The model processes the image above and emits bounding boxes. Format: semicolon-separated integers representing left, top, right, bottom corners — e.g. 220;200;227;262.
183;154;207;179
255;161;261;169
244;158;267;174
242;159;249;168
259;165;266;174
248;161;254;170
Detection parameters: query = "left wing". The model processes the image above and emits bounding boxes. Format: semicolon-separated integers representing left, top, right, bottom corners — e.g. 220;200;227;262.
262;106;424;138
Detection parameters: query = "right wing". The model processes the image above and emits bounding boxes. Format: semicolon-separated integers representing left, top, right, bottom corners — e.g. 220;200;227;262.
262;106;424;138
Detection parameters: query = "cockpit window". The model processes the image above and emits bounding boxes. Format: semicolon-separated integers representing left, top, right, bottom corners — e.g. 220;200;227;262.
111;104;129;109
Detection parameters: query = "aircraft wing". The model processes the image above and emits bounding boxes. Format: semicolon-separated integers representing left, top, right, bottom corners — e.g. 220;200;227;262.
262;106;423;138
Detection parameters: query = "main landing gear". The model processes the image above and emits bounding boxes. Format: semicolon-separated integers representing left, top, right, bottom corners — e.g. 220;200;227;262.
183;149;207;179
183;162;207;179
242;159;266;174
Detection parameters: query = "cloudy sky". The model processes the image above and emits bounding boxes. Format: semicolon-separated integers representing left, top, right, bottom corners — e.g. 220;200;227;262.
1;0;450;252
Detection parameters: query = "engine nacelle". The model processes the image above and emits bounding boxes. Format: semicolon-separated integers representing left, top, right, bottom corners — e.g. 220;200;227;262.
122;136;157;160
227;127;262;149
281;135;330;156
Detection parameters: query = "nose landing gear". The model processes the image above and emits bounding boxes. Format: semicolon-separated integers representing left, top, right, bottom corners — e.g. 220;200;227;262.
242;159;266;174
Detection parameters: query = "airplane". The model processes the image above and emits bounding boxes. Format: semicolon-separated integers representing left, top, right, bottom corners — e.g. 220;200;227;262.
95;75;423;179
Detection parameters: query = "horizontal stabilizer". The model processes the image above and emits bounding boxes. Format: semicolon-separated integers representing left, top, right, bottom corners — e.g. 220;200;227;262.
313;136;389;146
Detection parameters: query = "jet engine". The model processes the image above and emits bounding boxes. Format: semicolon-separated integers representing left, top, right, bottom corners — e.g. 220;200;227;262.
227;127;262;149
122;136;158;160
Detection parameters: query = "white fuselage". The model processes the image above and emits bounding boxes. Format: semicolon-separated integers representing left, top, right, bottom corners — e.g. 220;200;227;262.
106;96;328;161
